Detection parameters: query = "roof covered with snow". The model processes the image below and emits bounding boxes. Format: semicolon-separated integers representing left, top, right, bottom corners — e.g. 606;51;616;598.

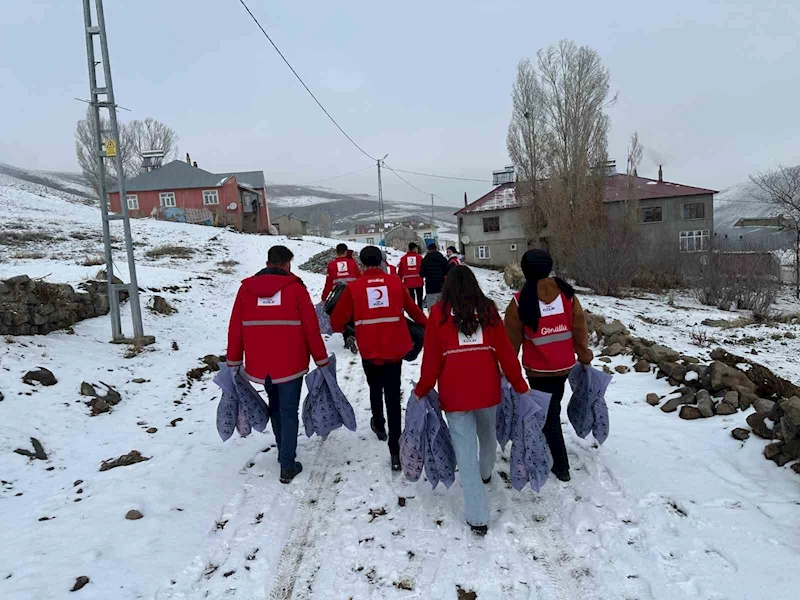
457;175;717;215
114;160;266;193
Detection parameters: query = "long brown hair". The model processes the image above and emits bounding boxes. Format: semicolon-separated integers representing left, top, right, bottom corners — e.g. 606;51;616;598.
440;265;500;335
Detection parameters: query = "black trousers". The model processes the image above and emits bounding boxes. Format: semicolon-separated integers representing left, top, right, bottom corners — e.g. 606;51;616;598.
362;360;403;454
409;286;424;309
527;374;570;475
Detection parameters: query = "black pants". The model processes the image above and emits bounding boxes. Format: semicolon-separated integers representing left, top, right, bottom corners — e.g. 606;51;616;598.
409;286;424;310
362;360;403;455
527;374;570;476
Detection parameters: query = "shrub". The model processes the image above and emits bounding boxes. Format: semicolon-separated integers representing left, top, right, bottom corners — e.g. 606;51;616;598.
503;263;525;290
82;255;105;266
145;245;195;259
693;253;780;317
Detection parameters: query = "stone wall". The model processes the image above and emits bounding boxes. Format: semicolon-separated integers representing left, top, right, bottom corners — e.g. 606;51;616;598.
0;275;111;336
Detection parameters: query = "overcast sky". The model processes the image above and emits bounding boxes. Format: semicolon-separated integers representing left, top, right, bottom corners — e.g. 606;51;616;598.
1;0;798;207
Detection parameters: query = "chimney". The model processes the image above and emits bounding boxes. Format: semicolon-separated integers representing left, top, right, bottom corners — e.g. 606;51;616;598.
658;165;663;183
193;161;198;168
186;153;191;165
464;192;468;207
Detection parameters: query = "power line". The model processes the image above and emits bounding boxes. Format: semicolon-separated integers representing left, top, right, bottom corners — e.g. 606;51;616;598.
383;162;439;199
387;167;492;183
302;165;373;186
236;0;376;162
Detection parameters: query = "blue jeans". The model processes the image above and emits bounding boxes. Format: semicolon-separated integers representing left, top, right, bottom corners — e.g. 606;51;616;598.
266;377;304;471
445;406;497;527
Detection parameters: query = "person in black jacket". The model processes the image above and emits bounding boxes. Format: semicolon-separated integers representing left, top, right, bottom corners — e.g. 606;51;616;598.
420;243;449;309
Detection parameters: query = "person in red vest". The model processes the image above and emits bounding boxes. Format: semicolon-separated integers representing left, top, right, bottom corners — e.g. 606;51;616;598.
322;243;361;301
503;249;593;483
398;242;424;309
415;265;529;535
227;245;330;484
330;246;428;470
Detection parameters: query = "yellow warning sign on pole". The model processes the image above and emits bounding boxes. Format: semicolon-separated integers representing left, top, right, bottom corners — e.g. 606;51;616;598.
104;139;117;157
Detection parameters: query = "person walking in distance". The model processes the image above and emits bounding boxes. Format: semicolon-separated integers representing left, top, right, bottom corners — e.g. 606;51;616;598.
322;243;361;301
322;243;361;352
420;242;448;309
503;249;593;482
398;242;424;309
226;245;330;484
446;246;462;269
414;266;529;535
331;246;428;470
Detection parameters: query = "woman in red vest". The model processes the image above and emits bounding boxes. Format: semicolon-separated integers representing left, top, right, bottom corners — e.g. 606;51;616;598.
504;249;593;482
415;266;529;535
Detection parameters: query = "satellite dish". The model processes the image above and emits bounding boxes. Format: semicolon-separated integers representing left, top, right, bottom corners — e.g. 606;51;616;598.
227;202;238;210
460;235;471;245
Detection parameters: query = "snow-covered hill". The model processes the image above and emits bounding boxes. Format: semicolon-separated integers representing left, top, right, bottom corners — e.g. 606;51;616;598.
1;180;800;600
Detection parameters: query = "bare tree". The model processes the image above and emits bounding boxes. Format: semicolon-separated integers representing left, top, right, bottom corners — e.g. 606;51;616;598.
507;58;547;243
319;212;331;238
75;110;178;198
537;40;616;189
750;165;800;297
626;131;643;200
128;118;179;168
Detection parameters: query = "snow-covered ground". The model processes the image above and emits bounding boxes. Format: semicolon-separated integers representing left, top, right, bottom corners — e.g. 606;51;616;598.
1;183;800;600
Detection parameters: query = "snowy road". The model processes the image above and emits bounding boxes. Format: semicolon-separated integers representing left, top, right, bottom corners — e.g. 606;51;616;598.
1;184;799;599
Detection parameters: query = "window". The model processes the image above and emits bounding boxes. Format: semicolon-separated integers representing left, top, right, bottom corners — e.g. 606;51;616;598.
680;230;709;252
683;203;705;220
483;217;500;233
159;192;176;207
126;194;138;210
641;206;663;223
366;237;375;244
474;245;490;260
203;190;219;205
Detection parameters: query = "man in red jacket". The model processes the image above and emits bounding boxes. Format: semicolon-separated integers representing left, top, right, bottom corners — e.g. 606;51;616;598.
227;245;330;484
322;243;361;353
321;243;361;301
330;245;428;470
398;242;424;309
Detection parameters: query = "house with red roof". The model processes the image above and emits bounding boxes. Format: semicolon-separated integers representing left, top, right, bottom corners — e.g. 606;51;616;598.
455;165;717;267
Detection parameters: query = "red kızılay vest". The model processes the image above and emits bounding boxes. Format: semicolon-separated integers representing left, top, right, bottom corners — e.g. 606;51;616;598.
331;257;358;284
513;291;576;372
350;272;412;362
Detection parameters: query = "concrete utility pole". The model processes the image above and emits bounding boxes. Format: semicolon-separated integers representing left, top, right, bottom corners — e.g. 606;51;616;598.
376;154;388;245
430;194;436;249
81;0;152;345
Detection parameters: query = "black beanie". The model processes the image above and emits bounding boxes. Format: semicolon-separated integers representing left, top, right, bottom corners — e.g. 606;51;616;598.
521;249;553;281
360;245;383;267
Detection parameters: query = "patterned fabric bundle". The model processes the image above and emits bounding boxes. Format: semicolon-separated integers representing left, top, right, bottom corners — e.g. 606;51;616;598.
567;364;611;444
213;364;270;441
302;355;357;439
399;390;456;489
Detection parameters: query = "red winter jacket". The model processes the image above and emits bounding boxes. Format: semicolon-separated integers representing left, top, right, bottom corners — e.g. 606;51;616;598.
330;268;427;363
321;256;361;300
398;252;423;289
415;302;529;412
386;263;397;276
227;268;329;385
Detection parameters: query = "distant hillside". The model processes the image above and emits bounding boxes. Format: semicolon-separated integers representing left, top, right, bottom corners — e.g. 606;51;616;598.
267;182;459;233
0;161;461;234
714;178;794;251
0;163;96;205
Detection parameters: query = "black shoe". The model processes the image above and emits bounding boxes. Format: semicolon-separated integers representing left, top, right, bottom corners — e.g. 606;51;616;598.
482;475;492;485
371;417;388;442
344;336;358;354
470;524;488;536
280;461;303;484
391;453;401;471
551;468;571;482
